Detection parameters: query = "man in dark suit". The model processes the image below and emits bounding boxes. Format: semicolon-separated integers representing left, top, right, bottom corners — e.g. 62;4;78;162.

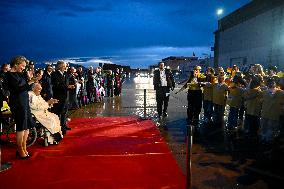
41;64;53;101
153;61;175;119
51;61;75;133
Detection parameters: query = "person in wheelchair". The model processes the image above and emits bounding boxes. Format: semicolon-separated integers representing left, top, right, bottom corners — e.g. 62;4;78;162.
29;83;63;144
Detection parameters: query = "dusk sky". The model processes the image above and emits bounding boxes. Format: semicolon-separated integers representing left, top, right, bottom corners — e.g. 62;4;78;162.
0;0;250;68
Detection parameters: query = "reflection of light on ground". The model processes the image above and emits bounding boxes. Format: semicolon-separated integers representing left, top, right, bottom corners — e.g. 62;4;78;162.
134;91;156;107
133;76;154;90
129;77;157;116
133;77;156;108
133;108;157;118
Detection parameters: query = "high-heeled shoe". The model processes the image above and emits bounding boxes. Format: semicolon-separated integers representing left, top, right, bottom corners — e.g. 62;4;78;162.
16;151;30;160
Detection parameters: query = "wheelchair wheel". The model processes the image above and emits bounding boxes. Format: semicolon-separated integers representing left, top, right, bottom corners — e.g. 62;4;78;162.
26;127;37;147
6;123;37;147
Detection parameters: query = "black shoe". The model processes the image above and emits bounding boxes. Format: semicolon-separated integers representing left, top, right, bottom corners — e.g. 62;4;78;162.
48;140;60;145
156;114;162;122
16;151;29;160
163;112;168;117
27;152;32;157
63;126;71;130
62;129;67;135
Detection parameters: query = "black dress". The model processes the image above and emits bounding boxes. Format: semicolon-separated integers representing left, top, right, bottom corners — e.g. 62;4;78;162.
4;72;35;131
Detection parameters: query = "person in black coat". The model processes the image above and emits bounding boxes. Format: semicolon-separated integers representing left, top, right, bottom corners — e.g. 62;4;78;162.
0;70;10;135
41;64;53;101
176;66;206;126
76;66;86;107
67;66;78;109
86;67;95;103
105;70;114;97
114;68;122;96
4;55;37;159
153;62;175;118
0;64;10;107
51;61;75;132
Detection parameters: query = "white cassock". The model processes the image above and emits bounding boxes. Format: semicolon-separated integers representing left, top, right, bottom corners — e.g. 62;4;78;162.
28;91;62;143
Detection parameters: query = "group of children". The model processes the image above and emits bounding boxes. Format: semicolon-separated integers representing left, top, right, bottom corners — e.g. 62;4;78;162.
182;64;284;144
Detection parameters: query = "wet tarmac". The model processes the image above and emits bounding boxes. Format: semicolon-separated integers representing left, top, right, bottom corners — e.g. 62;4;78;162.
69;76;284;189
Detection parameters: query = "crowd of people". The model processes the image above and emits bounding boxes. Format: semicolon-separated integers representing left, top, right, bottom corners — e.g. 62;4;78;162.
176;64;284;146
153;60;284;150
2;55;284;159
0;55;125;159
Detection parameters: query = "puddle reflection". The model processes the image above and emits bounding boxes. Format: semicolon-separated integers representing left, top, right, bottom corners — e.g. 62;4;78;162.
70;77;157;118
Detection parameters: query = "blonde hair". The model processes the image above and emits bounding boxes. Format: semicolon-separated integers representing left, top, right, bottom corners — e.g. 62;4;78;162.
10;55;27;68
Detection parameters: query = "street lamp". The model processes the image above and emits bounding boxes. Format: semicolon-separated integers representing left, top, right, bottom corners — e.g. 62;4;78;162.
214;8;224;68
216;8;224;16
216;8;224;30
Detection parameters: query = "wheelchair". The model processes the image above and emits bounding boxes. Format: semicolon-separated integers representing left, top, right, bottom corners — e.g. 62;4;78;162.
0;107;56;147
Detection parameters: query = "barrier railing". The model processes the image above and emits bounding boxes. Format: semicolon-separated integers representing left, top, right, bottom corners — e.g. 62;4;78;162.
186;124;193;189
143;89;147;119
142;88;192;189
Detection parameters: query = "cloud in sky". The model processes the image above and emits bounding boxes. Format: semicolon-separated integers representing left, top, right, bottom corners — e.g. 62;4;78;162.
114;46;213;68
56;45;212;69
0;0;110;12
0;0;250;65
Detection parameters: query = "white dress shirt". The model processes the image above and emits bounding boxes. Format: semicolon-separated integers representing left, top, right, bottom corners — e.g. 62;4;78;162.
160;69;167;87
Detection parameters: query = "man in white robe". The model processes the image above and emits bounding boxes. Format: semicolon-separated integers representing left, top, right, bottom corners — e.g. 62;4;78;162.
29;83;63;144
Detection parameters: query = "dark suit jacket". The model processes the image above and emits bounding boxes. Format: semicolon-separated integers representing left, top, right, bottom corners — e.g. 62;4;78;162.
68;73;77;96
50;70;70;115
153;68;175;90
41;72;53;100
51;70;69;103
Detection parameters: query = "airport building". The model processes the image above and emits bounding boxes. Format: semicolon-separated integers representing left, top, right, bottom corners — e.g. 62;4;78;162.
214;0;284;71
161;56;199;77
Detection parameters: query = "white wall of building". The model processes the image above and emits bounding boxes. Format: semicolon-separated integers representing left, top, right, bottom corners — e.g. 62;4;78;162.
218;4;284;70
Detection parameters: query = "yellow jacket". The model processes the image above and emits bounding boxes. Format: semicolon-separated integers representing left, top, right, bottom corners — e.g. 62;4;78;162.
213;83;229;106
261;90;284;121
203;83;213;101
243;89;262;116
227;86;244;108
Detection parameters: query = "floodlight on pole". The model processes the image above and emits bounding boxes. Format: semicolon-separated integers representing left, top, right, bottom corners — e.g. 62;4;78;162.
216;8;224;30
217;8;224;16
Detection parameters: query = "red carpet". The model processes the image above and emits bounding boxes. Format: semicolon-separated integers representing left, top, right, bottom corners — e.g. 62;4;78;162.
0;117;185;189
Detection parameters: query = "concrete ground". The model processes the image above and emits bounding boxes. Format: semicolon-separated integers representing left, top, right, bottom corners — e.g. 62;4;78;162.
69;76;283;189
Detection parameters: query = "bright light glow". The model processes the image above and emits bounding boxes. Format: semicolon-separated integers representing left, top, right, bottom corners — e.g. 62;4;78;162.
133;76;154;90
217;8;224;16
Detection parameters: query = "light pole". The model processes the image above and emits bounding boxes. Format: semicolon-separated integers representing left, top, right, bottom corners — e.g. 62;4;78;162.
216;8;224;29
214;8;224;68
